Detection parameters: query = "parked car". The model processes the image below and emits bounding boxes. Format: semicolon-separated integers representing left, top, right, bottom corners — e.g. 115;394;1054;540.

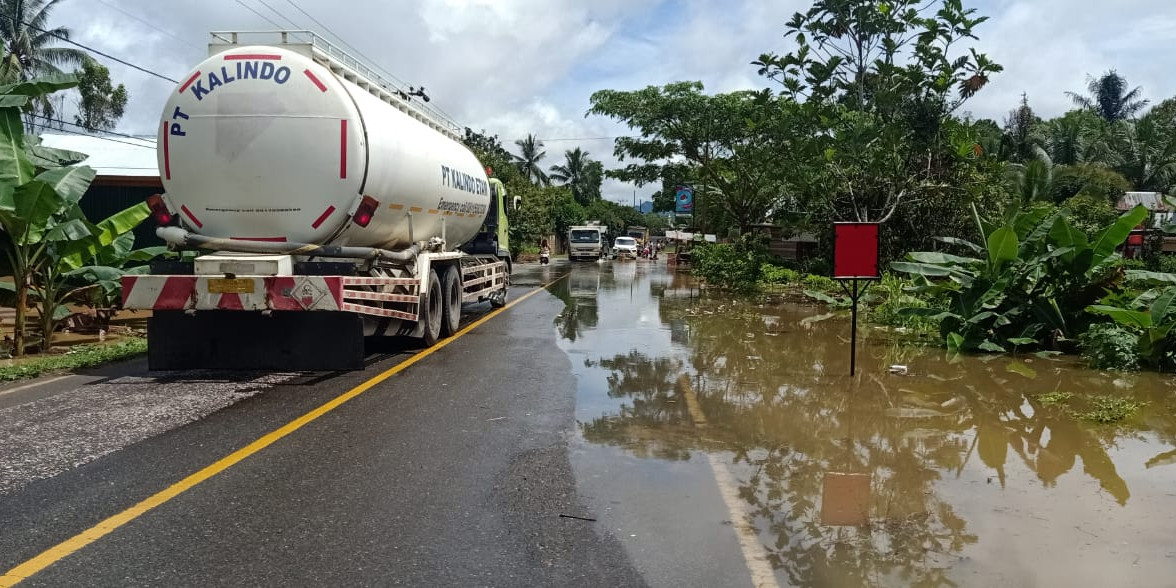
613;236;638;259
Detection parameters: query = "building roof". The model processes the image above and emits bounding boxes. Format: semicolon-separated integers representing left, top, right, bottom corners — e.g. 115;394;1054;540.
1116;191;1171;212
39;133;158;178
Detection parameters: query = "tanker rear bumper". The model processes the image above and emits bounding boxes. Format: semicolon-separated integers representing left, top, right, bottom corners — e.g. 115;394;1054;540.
149;310;364;371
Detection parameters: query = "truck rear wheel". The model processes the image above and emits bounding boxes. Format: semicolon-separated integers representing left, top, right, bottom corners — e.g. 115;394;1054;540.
421;268;443;346
440;265;462;337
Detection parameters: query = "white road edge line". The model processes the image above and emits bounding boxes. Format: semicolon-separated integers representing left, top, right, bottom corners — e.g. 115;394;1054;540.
0;375;73;399
679;375;780;588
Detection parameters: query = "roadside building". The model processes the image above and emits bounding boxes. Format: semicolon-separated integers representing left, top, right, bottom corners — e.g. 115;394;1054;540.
1116;191;1175;256
40;133;163;248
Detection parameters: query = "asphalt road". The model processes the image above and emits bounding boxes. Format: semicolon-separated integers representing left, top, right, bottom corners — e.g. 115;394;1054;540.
0;262;648;587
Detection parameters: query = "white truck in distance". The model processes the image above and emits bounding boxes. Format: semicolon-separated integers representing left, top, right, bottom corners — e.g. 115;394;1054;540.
567;224;608;261
122;31;513;371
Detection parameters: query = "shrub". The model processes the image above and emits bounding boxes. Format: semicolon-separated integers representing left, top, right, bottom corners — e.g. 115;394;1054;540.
801;273;837;292
1078;323;1140;371
872;273;940;333
1157;255;1176;275
760;264;799;285
691;235;769;293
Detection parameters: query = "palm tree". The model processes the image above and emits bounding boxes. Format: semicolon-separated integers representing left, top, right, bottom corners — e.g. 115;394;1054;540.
1066;70;1148;123
1005;146;1055;205
513;134;549;185
1110;113;1176;193
0;0;88;130
549;147;598;205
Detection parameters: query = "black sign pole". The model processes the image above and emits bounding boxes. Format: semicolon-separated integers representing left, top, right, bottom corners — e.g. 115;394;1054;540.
850;278;859;376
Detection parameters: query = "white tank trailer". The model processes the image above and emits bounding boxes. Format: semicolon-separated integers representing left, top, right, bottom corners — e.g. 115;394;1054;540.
122;32;513;370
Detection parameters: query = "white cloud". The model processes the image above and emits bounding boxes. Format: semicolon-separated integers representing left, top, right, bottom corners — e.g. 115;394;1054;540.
41;0;1176;205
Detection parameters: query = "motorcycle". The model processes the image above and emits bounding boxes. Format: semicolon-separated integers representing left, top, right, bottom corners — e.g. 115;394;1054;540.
540;246;551;265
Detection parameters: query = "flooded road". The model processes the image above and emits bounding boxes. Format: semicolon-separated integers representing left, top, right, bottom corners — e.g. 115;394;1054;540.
553;260;1176;587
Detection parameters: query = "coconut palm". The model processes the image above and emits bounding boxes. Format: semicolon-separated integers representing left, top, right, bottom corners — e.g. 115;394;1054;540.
1110;113;1176;193
549;147;599;205
513;134;549;185
1004;146;1055;205
0;0;88;130
1066;70;1149;123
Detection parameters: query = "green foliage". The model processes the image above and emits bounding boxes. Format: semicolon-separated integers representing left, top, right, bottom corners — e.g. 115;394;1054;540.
0;337;146;382
1036;391;1074;405
892;203;1148;352
1050;163;1131;203
1067;70;1149;123
1072;395;1145;423
1087;284;1176;370
759;264;798;285
1078;323;1141;370
1062;194;1120;237
871;273;941;333
512;133;549;185
754;0;1003;232
1155;255;1176;275
73;58;127;131
548;147;602;205
690;236;769;293
588;82;793;232
800;273;837;292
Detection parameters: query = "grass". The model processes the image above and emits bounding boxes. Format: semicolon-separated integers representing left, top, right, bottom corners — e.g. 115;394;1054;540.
0;337;147;382
1071;395;1146;423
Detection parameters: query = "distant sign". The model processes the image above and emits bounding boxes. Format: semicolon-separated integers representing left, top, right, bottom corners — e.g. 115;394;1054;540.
833;222;880;280
675;185;694;213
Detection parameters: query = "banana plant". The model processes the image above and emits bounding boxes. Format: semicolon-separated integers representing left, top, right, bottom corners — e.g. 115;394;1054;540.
1088;287;1176;369
891;202;1147;352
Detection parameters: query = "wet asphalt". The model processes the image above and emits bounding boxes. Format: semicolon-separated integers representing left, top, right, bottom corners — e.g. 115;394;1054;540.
0;261;647;587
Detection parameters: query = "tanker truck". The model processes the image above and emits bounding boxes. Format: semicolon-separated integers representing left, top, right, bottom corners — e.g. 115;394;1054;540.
122;31;513;371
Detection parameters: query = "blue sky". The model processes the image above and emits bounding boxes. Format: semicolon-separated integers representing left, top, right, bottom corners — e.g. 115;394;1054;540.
64;0;1176;203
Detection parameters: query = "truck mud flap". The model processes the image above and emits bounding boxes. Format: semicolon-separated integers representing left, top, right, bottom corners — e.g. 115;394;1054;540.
149;310;365;371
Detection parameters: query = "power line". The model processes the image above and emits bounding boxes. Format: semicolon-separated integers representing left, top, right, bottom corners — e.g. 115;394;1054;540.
30;121;158;150
30;114;157;144
0;14;178;83
92;0;202;51
536;136;630;142
235;0;284;28
255;0;301;29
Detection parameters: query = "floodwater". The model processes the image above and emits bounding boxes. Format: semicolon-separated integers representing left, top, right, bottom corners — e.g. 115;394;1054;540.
550;260;1176;587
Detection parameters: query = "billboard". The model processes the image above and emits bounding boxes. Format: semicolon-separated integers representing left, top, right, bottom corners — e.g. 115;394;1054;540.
675;185;693;213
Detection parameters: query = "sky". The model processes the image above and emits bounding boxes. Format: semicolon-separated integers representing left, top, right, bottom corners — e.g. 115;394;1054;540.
52;0;1176;204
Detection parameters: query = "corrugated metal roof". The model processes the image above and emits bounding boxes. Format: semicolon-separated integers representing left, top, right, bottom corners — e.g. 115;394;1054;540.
1116;191;1171;211
39;133;158;178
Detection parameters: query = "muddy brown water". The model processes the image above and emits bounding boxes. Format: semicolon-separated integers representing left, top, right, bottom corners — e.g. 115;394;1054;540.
552;261;1176;587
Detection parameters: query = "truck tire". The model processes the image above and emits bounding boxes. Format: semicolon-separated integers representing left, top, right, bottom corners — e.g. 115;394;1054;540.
421;268;443;346
441;265;462;337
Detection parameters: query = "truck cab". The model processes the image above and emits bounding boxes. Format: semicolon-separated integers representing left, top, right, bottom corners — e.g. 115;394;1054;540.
567;224;608;261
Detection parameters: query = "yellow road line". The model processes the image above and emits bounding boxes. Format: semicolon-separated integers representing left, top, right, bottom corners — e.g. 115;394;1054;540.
0;275;567;587
677;375;780;588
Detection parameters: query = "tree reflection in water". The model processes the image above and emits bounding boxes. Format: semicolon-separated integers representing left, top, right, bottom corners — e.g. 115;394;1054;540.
566;286;1176;586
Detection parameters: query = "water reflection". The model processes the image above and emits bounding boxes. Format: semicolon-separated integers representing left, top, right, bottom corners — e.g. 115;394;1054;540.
553;263;1176;586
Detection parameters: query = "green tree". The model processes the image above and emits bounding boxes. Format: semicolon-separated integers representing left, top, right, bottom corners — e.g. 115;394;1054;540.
1003;93;1043;163
73;58;127;131
512;133;549;186
549;147;601;205
1042;109;1106;165
0;0;87;129
1067;70;1148;123
1106;111;1176;193
753;0;1003;228
1050;163;1131;203
588;83;792;232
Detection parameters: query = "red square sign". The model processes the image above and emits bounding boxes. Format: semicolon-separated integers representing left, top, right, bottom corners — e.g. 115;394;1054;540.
833;222;880;279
